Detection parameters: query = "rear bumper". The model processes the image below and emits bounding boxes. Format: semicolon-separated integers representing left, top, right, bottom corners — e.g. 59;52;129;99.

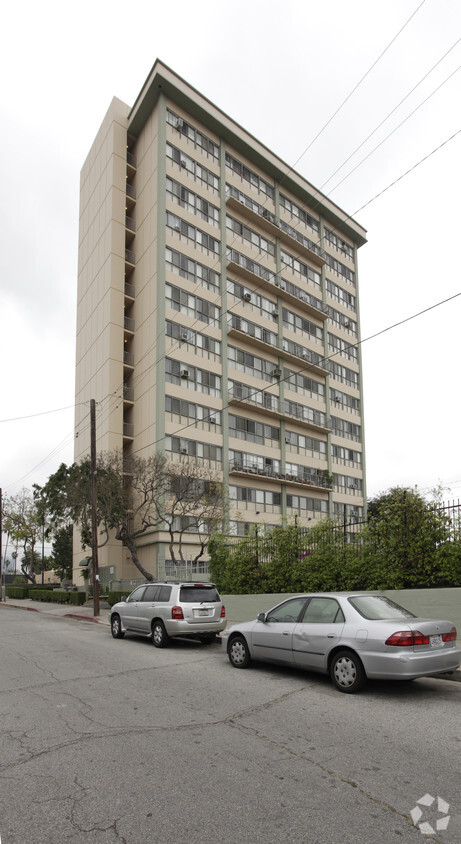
164;619;227;637
361;646;461;680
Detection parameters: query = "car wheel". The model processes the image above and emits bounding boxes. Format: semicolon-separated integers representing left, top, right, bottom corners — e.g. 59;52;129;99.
329;649;366;693
152;620;170;648
228;635;251;668
111;614;124;639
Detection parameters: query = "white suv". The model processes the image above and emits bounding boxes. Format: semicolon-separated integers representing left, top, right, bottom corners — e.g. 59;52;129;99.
110;581;226;647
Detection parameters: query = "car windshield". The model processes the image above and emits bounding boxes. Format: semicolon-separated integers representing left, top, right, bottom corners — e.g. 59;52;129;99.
348;595;416;620
179;585;220;602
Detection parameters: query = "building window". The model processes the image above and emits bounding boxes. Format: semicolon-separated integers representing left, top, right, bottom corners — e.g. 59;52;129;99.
166;320;221;358
282;308;323;342
285;369;325;399
166;247;220;292
228;314;277;347
167;177;220;226
226;215;275;257
166;142;219;192
225;152;274;199
280;250;321;289
229;485;281;512
328;332;357;362
279;193;319;233
228;346;279;382
326;279;356;311
166;212;220;255
166;436;222;463
324;227;354;261
328;361;359;389
228;414;279;446
166;395;221;426
284;399;327;429
285;430;326;457
166;109;220;159
166;283;220;326
330;416;361;442
165;359;221;397
286;495;328;516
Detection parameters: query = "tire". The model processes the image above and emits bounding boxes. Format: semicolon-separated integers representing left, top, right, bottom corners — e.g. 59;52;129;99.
152;620;170;648
329;649;366;694
228;635;251;668
111;614;124;639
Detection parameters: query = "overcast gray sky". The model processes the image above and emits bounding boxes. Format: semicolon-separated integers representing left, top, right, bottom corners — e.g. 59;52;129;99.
1;0;460;503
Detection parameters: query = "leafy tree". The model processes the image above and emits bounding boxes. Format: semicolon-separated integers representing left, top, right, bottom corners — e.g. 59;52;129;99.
3;490;44;583
365;486;450;588
51;524;73;581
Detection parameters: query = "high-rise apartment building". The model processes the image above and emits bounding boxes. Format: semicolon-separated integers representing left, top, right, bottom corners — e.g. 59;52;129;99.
74;60;367;585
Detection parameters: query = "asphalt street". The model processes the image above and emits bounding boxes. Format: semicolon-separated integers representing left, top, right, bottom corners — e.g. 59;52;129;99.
0;604;460;844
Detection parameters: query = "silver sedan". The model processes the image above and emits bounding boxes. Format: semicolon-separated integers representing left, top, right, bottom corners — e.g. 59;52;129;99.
222;593;461;693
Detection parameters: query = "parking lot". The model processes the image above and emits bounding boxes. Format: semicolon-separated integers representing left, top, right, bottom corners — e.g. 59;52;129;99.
1;605;460;843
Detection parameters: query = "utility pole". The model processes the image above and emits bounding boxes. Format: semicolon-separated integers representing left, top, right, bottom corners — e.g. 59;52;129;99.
90;400;100;616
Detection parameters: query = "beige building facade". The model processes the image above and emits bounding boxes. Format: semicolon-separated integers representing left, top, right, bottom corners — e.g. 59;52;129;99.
74;60;367;587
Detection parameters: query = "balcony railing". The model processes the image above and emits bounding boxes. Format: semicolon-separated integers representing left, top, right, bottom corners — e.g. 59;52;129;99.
127;151;137;168
125;248;135;264
123;422;134;438
230;463;332;489
124;351;134;367
125;282;135;299
125;215;136;232
123;386;134;402
124;316;135;333
126;183;136;200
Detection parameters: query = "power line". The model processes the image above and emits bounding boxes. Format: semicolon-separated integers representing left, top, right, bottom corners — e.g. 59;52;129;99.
286;0;428;173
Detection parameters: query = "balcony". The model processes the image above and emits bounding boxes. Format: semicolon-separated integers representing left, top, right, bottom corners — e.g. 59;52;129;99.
124;316;135;334
124;350;134;371
229;463;332;491
125;215;136;233
123;422;134;440
226;188;325;268
227;254;327;323
125;248;135;266
124;281;135;302
123;386;134;403
227;317;328;377
228;386;331;434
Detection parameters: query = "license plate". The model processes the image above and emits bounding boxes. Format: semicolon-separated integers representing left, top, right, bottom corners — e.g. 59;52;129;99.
196;609;211;617
430;634;443;648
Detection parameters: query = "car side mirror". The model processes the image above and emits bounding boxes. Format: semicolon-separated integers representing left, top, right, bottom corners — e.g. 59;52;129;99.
257;612;267;622
121;596;127;602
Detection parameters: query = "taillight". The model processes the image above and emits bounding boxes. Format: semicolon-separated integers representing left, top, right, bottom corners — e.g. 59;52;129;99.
385;630;429;646
442;627;457;642
220;604;226;618
171;606;184;619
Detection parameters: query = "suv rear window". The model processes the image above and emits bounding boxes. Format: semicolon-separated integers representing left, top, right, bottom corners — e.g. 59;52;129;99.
179;585;220;602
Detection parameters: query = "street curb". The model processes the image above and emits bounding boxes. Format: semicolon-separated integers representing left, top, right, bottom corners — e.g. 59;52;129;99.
63;613;109;625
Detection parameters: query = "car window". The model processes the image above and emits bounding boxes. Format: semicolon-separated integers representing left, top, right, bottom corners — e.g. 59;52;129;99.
266;597;307;623
179;586;220;602
301;597;344;624
157;586;172;601
142;585;160;602
127;586;146;602
348;596;416;620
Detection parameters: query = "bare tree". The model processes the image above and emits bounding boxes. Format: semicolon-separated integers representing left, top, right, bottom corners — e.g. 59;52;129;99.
41;452;225;581
2;490;42;583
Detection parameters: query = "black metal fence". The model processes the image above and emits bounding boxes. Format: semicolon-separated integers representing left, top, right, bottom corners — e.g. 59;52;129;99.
222;500;461;564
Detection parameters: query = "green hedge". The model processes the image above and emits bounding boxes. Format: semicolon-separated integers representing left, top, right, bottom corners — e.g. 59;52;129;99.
6;587;29;599
107;590;129;607
6;586;86;604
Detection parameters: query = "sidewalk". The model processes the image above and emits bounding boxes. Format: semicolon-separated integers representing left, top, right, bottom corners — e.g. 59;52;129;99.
0;597;111;624
1;596;460;683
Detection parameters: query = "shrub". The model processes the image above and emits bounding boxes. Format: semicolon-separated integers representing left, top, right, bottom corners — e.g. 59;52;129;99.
107;591;129;607
6;587;28;599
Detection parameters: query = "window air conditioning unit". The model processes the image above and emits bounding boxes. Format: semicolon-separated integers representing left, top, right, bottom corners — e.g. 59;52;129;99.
174;224;181;231
180;159;187;168
181;447;188;454
175;118;184;130
272;368;281;378
181;332;190;341
208;417;216;424
272;309;279;318
285;436;291;444
243;292;251;302
180;369;189;379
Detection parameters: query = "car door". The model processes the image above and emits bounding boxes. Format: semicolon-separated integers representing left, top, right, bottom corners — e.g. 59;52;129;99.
120;585;148;630
251;597;309;665
293;597;345;671
132;584;161;632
